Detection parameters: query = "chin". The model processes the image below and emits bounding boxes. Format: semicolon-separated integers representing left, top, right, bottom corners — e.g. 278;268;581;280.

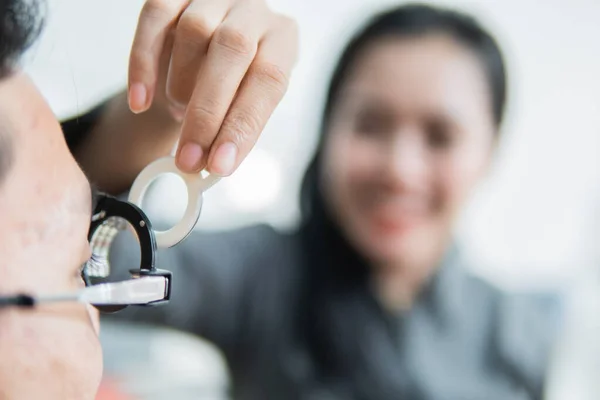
358;235;410;264
359;221;431;263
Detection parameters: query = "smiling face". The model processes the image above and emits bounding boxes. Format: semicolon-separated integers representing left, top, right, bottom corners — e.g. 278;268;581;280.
0;72;102;399
322;34;496;269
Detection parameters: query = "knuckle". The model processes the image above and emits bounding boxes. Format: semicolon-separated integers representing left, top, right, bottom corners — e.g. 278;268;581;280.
277;14;299;33
223;107;263;140
177;12;214;42
129;49;155;78
214;26;256;58
189;100;223;127
288;19;300;38
166;84;192;105
252;61;289;97
142;0;179;19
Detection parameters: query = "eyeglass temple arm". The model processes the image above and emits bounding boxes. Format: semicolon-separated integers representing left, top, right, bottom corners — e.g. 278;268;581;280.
0;295;35;308
0;277;168;308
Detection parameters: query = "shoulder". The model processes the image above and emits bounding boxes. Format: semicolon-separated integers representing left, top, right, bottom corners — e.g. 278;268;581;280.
465;273;562;391
464;274;562;342
187;225;302;340
190;223;296;264
197;223;287;248
165;223;300;280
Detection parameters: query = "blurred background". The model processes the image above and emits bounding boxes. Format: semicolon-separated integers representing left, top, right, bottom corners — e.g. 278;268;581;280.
23;0;600;399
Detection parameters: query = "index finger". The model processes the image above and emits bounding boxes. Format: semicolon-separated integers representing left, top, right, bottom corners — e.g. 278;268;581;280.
206;19;298;176
128;0;189;113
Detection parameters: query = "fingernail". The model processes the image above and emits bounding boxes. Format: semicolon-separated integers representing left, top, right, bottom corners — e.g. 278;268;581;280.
128;83;147;113
177;142;203;172
210;142;238;176
168;103;186;123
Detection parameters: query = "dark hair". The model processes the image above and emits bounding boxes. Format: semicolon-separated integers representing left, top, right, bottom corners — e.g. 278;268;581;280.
0;0;43;78
0;0;43;185
301;3;507;224
323;4;506;132
296;4;508;397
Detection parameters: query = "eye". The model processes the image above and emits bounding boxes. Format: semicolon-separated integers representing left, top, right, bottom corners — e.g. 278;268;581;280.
80;253;109;285
354;108;395;137
79;251;128;314
426;118;454;149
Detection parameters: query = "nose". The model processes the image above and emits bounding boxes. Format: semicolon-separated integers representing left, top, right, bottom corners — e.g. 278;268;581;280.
381;131;428;189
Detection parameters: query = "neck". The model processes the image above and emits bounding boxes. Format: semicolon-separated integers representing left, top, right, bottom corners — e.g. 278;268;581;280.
372;246;446;312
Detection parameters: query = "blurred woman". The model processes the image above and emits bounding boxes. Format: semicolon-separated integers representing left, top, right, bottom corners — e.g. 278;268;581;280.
76;3;557;400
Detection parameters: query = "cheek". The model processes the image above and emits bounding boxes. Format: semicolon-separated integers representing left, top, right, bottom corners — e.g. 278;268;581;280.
42;308;103;397
0;307;103;399
435;148;489;214
325;132;383;194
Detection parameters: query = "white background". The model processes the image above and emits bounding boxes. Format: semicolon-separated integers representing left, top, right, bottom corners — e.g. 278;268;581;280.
24;0;600;291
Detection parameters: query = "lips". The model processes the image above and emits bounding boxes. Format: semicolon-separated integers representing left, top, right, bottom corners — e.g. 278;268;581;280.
365;201;428;235
370;213;420;235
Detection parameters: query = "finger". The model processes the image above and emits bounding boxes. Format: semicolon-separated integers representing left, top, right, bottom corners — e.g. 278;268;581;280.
176;4;269;173
166;0;230;112
128;0;189;113
207;17;298;176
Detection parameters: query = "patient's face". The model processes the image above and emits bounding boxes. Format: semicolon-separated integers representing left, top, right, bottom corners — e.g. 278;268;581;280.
0;72;102;399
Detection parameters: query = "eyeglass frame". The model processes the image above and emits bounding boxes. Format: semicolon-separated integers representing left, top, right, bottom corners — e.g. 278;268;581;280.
0;194;172;313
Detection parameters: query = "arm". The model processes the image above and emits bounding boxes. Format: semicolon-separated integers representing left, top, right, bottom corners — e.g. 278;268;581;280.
105;225;278;354
67;0;297;194
495;292;562;400
67;92;180;195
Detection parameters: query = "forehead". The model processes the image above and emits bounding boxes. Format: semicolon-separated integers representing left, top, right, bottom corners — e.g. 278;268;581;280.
0;73;91;285
341;35;492;120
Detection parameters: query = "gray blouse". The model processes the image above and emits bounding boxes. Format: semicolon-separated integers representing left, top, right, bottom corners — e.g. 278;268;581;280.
109;224;559;400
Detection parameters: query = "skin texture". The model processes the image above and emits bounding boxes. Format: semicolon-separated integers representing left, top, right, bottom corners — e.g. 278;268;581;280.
76;0;298;194
0;72;101;399
322;35;496;308
128;0;298;175
0;1;298;397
